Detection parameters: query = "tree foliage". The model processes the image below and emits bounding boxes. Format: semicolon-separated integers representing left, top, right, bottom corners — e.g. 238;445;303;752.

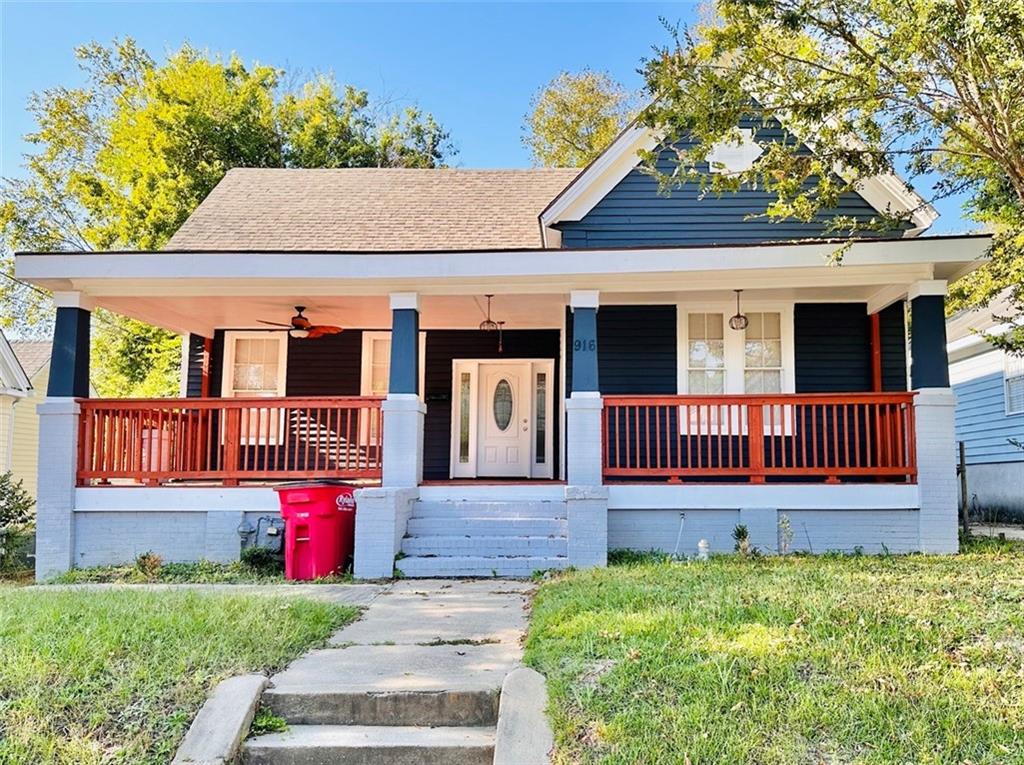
1;39;454;395
523;70;638;167
642;0;1024;351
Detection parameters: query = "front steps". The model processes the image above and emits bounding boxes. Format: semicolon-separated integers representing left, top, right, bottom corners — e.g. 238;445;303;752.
241;582;531;765
397;500;569;577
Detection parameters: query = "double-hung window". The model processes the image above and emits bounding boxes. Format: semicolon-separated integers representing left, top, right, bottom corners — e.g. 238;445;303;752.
743;312;784;393
1006;354;1024;415
682;307;791;394
221;332;288;445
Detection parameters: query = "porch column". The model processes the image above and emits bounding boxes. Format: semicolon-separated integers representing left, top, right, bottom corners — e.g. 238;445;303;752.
354;292;424;579
565;290;607;568
909;280;958;553
36;291;92;579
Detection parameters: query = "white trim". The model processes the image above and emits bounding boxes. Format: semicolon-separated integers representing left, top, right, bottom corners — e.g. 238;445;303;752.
0;332;31;395
389;292;420;311
538;121;938;238
449;358;555;480
539;122;658;241
558;312;567;482
221;331;288;399
418;483;566;502
866;283;909;315
1005;354;1024;416
607;483;920;511
569;290;600;310
52;290;96;310
907;279;948;301
75;486;280;512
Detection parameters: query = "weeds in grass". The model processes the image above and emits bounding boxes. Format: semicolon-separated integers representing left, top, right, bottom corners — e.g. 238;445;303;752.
249;707;289;736
48;559;352;585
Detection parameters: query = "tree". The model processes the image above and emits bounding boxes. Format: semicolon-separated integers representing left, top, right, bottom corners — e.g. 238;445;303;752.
1;39;455;395
523;70;638;167
642;0;1024;352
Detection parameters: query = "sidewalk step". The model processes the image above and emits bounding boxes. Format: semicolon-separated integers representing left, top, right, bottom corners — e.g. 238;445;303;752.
397;555;569;578
263;643;513;726
242;724;494;765
406;517;567;537
401;534;567;558
411;500;567;519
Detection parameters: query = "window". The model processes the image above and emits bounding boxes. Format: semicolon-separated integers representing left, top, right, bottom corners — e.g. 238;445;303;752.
223;334;287;398
687;313;726;394
360;331;427;398
744;312;783;393
221;332;288;445
1007;355;1024;415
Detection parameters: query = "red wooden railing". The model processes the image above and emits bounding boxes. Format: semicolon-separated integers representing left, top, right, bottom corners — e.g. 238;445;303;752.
602;393;916;483
77;396;384;486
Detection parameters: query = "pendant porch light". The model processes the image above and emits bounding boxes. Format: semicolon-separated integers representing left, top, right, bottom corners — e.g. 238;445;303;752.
729;289;749;331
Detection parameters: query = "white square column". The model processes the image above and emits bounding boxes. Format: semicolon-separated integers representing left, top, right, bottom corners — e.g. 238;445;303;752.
35;398;80;579
914;388;959;553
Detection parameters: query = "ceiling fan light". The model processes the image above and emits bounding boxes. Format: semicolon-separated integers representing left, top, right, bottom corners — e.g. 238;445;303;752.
289;328;310;339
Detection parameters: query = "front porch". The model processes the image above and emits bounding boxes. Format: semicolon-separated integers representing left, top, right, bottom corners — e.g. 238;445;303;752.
17;235;984;577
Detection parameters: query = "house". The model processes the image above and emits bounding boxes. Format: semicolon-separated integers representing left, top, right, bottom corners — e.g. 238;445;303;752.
947;296;1024;517
5;341;54;500
0;332;32;489
15;121;991;580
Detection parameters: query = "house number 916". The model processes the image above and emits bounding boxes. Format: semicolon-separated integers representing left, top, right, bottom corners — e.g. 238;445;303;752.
573;339;596;353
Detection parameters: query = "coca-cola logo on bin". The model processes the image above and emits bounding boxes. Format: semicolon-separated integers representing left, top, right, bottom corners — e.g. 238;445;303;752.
336;493;356;510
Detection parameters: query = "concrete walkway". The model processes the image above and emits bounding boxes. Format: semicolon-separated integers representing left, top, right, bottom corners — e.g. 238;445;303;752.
243;579;535;765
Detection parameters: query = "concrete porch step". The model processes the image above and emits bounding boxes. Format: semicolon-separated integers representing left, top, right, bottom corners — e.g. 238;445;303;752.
397;555;569;578
405;516;567;537
242;724;494;765
411;500;567;519
262;644;512;727
401;534;567;558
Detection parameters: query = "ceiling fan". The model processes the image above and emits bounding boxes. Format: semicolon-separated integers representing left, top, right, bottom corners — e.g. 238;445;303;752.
258;306;343;339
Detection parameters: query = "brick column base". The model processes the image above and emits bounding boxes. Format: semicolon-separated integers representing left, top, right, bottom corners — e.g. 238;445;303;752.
914;388;959;553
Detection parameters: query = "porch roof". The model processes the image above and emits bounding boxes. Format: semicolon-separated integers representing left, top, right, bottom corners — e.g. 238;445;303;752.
15;234;991;337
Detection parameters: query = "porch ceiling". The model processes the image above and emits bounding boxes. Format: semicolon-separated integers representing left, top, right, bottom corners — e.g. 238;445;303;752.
15;235;991;336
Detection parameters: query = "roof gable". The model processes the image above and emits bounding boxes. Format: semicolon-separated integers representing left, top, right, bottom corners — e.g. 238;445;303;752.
11;341;52;380
540;120;938;245
0;332;32;395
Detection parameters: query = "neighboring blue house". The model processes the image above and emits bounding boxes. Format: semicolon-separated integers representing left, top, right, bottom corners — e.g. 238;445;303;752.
17;119;992;580
948;297;1024;516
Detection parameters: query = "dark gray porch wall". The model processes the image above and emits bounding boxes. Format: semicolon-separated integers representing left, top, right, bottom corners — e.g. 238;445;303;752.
910;294;950;389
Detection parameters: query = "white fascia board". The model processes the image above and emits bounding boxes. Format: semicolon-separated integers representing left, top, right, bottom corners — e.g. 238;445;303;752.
539;122;659;232
15;236;991;294
855;174;939;236
0;336;31;394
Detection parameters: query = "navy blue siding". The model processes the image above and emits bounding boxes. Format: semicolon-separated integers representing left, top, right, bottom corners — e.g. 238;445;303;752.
423;330;561;481
557;125;907;248
794;304;871;393
879;302;908;392
565;305;677;395
185;334;208;397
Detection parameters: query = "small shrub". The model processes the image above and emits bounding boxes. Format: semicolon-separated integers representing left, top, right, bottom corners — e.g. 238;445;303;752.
241;545;282;575
134;551;163;579
0;471;34;527
732;524;752;556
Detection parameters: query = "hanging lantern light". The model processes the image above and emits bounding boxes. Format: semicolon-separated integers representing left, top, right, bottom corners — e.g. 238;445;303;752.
729;289;749;331
479;294;499;332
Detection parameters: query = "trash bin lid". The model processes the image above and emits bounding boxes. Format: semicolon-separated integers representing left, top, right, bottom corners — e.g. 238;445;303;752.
273;479;357;491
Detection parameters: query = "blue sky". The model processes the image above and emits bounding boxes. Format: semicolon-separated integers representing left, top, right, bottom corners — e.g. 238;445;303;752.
1;1;971;232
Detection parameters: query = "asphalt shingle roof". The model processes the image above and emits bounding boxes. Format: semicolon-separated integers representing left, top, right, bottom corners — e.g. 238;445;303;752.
165;167;581;252
10;341;51;379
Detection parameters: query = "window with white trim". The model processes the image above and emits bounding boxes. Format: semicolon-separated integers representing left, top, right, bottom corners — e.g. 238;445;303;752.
359;331;427;398
1006;354;1024;415
221;332;288;445
744;312;783;393
687;313;726;394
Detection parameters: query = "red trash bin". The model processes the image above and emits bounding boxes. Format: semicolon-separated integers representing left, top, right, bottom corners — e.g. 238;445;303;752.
274;481;356;580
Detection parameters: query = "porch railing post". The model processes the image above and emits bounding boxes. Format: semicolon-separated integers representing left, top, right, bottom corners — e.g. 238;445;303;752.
747;403;765;483
222;407;241;487
36;291;92;580
566;290;608;569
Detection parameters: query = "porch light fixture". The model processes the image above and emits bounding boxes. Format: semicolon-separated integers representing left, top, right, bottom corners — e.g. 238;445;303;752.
288;328;310;339
478;294;499;332
729;289;749;331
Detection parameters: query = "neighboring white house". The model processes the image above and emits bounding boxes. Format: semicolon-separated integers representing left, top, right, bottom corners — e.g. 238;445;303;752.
947;297;1024;516
0;332;33;489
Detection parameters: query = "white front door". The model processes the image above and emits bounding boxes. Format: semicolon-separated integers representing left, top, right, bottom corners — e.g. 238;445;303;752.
477;363;531;477
450;359;555;479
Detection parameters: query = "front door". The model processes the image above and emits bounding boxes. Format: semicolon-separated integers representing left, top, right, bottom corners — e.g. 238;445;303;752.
477;363;532;477
450;359;555;479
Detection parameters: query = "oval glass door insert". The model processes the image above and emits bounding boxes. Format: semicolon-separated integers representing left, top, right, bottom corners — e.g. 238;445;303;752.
493;379;513;431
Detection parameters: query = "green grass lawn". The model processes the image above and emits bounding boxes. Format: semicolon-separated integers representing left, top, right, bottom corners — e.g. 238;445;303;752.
0;588;357;765
48;559;351;585
526;539;1024;764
